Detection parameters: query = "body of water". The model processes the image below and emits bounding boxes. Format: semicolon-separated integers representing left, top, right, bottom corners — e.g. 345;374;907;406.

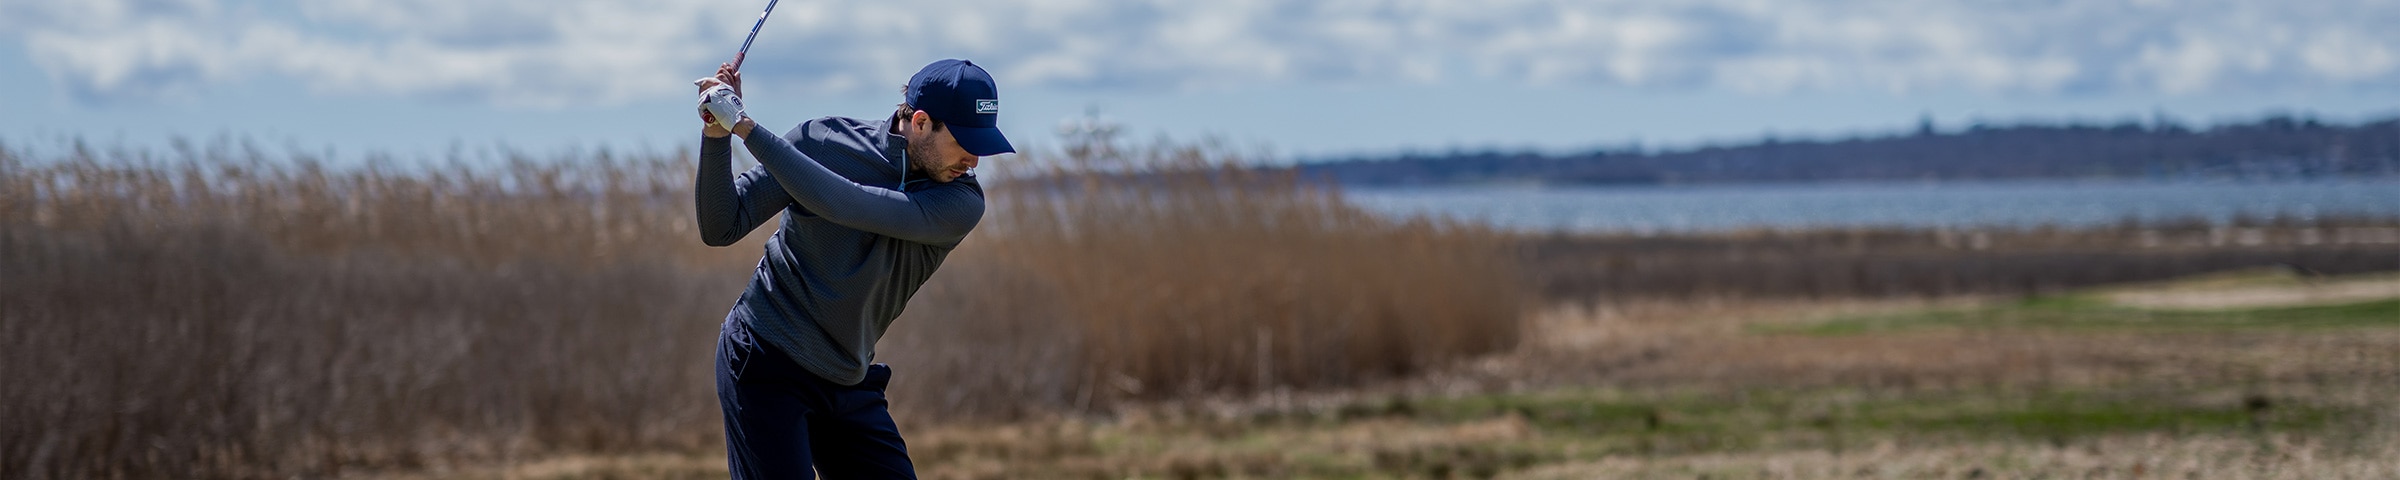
1343;179;2400;233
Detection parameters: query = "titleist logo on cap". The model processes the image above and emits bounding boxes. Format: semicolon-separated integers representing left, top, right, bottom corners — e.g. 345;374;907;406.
975;99;999;114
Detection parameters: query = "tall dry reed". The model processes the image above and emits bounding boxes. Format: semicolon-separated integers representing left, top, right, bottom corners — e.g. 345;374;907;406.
1;139;736;479
883;135;1525;419
0;133;1524;479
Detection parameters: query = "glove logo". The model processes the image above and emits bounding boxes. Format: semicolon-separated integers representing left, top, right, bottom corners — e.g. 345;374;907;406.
975;99;999;114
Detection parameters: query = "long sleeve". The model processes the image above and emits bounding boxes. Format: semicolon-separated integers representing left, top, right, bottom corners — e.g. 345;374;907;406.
694;134;796;247
740;124;985;246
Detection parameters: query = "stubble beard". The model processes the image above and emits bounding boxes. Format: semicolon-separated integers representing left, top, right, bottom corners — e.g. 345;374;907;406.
905;133;946;182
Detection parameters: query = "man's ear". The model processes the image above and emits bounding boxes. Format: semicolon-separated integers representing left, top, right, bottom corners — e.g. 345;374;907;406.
911;110;933;130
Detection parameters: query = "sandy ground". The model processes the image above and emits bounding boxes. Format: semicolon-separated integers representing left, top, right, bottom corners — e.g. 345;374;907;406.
2102;270;2400;312
2107;273;2400;310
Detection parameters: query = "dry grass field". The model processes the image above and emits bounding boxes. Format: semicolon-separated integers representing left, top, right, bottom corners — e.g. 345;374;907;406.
348;271;2400;479
4;136;2396;479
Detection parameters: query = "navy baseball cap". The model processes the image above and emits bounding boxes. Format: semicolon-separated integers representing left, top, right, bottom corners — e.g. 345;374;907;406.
905;59;1014;156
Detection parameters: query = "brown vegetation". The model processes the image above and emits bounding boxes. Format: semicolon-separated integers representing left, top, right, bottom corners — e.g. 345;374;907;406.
1525;217;2400;301
0;135;1521;479
1;142;730;479
885;138;1523;420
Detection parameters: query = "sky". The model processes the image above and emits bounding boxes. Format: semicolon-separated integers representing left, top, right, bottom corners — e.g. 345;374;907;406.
2;0;2397;164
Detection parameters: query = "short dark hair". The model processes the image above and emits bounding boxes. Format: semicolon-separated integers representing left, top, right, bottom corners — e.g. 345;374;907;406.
895;85;946;132
892;104;947;132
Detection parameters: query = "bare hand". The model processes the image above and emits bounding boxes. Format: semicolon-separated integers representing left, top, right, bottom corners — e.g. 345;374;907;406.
714;62;743;98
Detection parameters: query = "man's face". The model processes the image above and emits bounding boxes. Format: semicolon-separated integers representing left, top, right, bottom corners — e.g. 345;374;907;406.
904;113;979;183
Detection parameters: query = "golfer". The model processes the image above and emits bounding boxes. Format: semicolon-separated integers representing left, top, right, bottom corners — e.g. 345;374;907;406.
693;58;1010;479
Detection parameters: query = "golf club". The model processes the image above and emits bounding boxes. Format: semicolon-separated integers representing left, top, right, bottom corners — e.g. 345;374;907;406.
698;0;782;130
731;0;781;71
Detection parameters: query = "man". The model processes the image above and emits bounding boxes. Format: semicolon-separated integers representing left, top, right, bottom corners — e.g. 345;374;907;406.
692;58;1011;479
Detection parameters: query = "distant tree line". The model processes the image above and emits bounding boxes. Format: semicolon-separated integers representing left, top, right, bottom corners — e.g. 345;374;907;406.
1296;113;2400;186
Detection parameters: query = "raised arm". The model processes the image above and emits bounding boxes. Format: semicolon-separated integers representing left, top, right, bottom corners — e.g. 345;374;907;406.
732;118;985;246
693;134;796;247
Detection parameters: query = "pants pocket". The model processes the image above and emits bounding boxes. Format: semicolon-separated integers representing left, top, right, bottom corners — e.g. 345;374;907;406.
721;315;756;381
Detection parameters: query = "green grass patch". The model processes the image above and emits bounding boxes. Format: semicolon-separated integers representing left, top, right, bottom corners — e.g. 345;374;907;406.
1762;269;2400;335
1766;297;2400;335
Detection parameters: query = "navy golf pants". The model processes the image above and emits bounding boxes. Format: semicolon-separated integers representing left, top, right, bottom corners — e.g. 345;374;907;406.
717;311;916;479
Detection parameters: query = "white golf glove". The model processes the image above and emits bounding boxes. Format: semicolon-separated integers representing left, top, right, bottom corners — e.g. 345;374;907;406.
696;80;745;131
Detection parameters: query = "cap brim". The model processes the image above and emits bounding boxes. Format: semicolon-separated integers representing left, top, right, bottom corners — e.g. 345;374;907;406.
950;125;1014;156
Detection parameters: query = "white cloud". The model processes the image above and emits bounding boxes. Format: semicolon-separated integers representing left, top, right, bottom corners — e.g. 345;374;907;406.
5;0;722;106
2;0;2395;107
2304;29;2397;82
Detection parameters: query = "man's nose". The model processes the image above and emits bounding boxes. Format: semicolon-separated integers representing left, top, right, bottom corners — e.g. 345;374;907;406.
960;156;980;169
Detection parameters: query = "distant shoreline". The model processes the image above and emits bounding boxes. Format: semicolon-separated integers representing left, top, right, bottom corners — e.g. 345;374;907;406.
1301;113;2400;188
1342;178;2400;235
1340;175;2400;191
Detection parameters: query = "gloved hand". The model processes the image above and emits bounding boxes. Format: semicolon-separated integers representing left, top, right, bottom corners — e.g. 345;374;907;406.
696;62;747;133
696;82;745;132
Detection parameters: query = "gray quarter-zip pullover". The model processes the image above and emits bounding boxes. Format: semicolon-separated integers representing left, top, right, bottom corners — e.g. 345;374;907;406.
695;115;984;386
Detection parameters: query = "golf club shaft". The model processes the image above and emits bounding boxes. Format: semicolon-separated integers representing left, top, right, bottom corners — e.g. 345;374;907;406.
732;0;781;70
